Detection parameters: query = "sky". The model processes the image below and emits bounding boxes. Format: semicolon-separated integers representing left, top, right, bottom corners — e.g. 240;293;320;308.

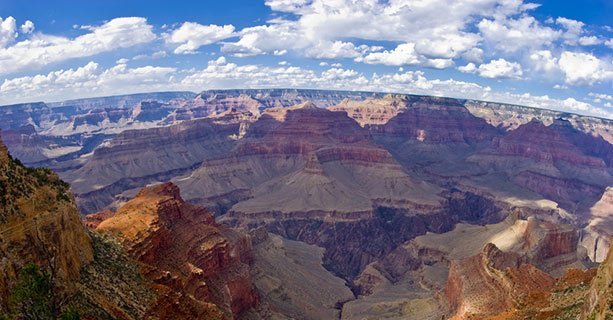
0;0;611;118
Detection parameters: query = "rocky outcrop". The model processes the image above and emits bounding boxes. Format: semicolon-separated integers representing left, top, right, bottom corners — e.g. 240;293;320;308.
0;133;93;309
482;243;611;320
64;117;244;213
486;119;608;168
465;100;613;144
444;243;556;319
251;230;354;320
328;94;410;126
178;101;442;218
582;187;613;262
512;171;605;214
96;182;260;318
370;96;499;144
582;242;613;320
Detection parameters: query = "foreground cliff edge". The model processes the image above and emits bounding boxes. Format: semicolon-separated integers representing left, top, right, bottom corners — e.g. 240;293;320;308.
0;134;262;319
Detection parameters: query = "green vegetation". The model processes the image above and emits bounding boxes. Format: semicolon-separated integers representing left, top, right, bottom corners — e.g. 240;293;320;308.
0;263;80;320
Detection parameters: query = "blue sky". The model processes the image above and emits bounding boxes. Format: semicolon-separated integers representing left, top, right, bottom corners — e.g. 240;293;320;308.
0;0;611;118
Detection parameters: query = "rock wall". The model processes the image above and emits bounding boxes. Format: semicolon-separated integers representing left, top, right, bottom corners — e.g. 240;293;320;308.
0;133;93;309
96;182;260;319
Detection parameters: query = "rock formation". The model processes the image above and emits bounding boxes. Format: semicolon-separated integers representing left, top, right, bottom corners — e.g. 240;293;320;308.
250;229;354;320
64;116;245;213
178;101;442;218
444;243;556;319
371;96;499;144
328;94;410;126
582;242;613;319
0;133;93;308
96;182;260;319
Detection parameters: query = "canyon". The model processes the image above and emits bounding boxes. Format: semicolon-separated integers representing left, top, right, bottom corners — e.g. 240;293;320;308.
1;89;612;319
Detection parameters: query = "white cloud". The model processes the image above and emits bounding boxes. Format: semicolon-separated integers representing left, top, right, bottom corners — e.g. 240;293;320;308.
578;36;601;46
20;20;34;34
460;58;523;79
304;40;362;59
478;16;560;52
0;61;176;104
556;17;585;45
116;58;129;64
359;43;420;66
529;50;558;73
166;22;235;54
278;60;288;66
321;68;359;80
462;48;484;63
152;50;168;59
264;0;309;12
458;63;477;73
0;17;156;76
3;56;610;119
221;24;303;57
0;16;17;48
133;50;168;60
357;43;453;69
558;51;613;85
225;0;544;62
589;92;613;103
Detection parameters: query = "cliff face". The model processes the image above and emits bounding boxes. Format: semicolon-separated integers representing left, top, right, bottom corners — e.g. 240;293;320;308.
582;242;613;320
487;119;608;168
444;243;556;319
328;94;410;126
96;182;260;319
64;116;245;213
371;96;499;144
178;101;443;218
0;134;93;308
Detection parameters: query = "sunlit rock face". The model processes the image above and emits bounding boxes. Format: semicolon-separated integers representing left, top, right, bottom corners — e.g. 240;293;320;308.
444;243;556;319
0;133;93;305
370;96;500;144
96;182;260;319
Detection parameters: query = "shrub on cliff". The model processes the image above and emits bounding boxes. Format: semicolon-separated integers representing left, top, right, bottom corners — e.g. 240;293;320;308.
1;263;80;320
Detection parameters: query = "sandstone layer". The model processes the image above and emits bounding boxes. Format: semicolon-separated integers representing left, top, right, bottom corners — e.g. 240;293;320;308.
96;182;260;319
0;133;93;307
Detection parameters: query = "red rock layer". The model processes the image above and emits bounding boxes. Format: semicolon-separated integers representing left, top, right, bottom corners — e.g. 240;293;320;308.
489;119;606;168
0;133;94;305
96;183;259;319
512;170;604;213
371;97;499;143
444;243;555;319
328;94;410;126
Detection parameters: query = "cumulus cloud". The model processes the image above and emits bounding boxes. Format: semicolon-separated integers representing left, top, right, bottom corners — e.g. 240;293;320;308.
3;56;610;118
20;20;34;34
558;51;613;85
478;16;560;52
224;0;540;62
459;59;523;79
304;40;363;59
556;17;585;45
0;16;17;48
0;17;156;76
166;22;235;54
529;50;559;73
0;61;175;104
358;43;453;69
